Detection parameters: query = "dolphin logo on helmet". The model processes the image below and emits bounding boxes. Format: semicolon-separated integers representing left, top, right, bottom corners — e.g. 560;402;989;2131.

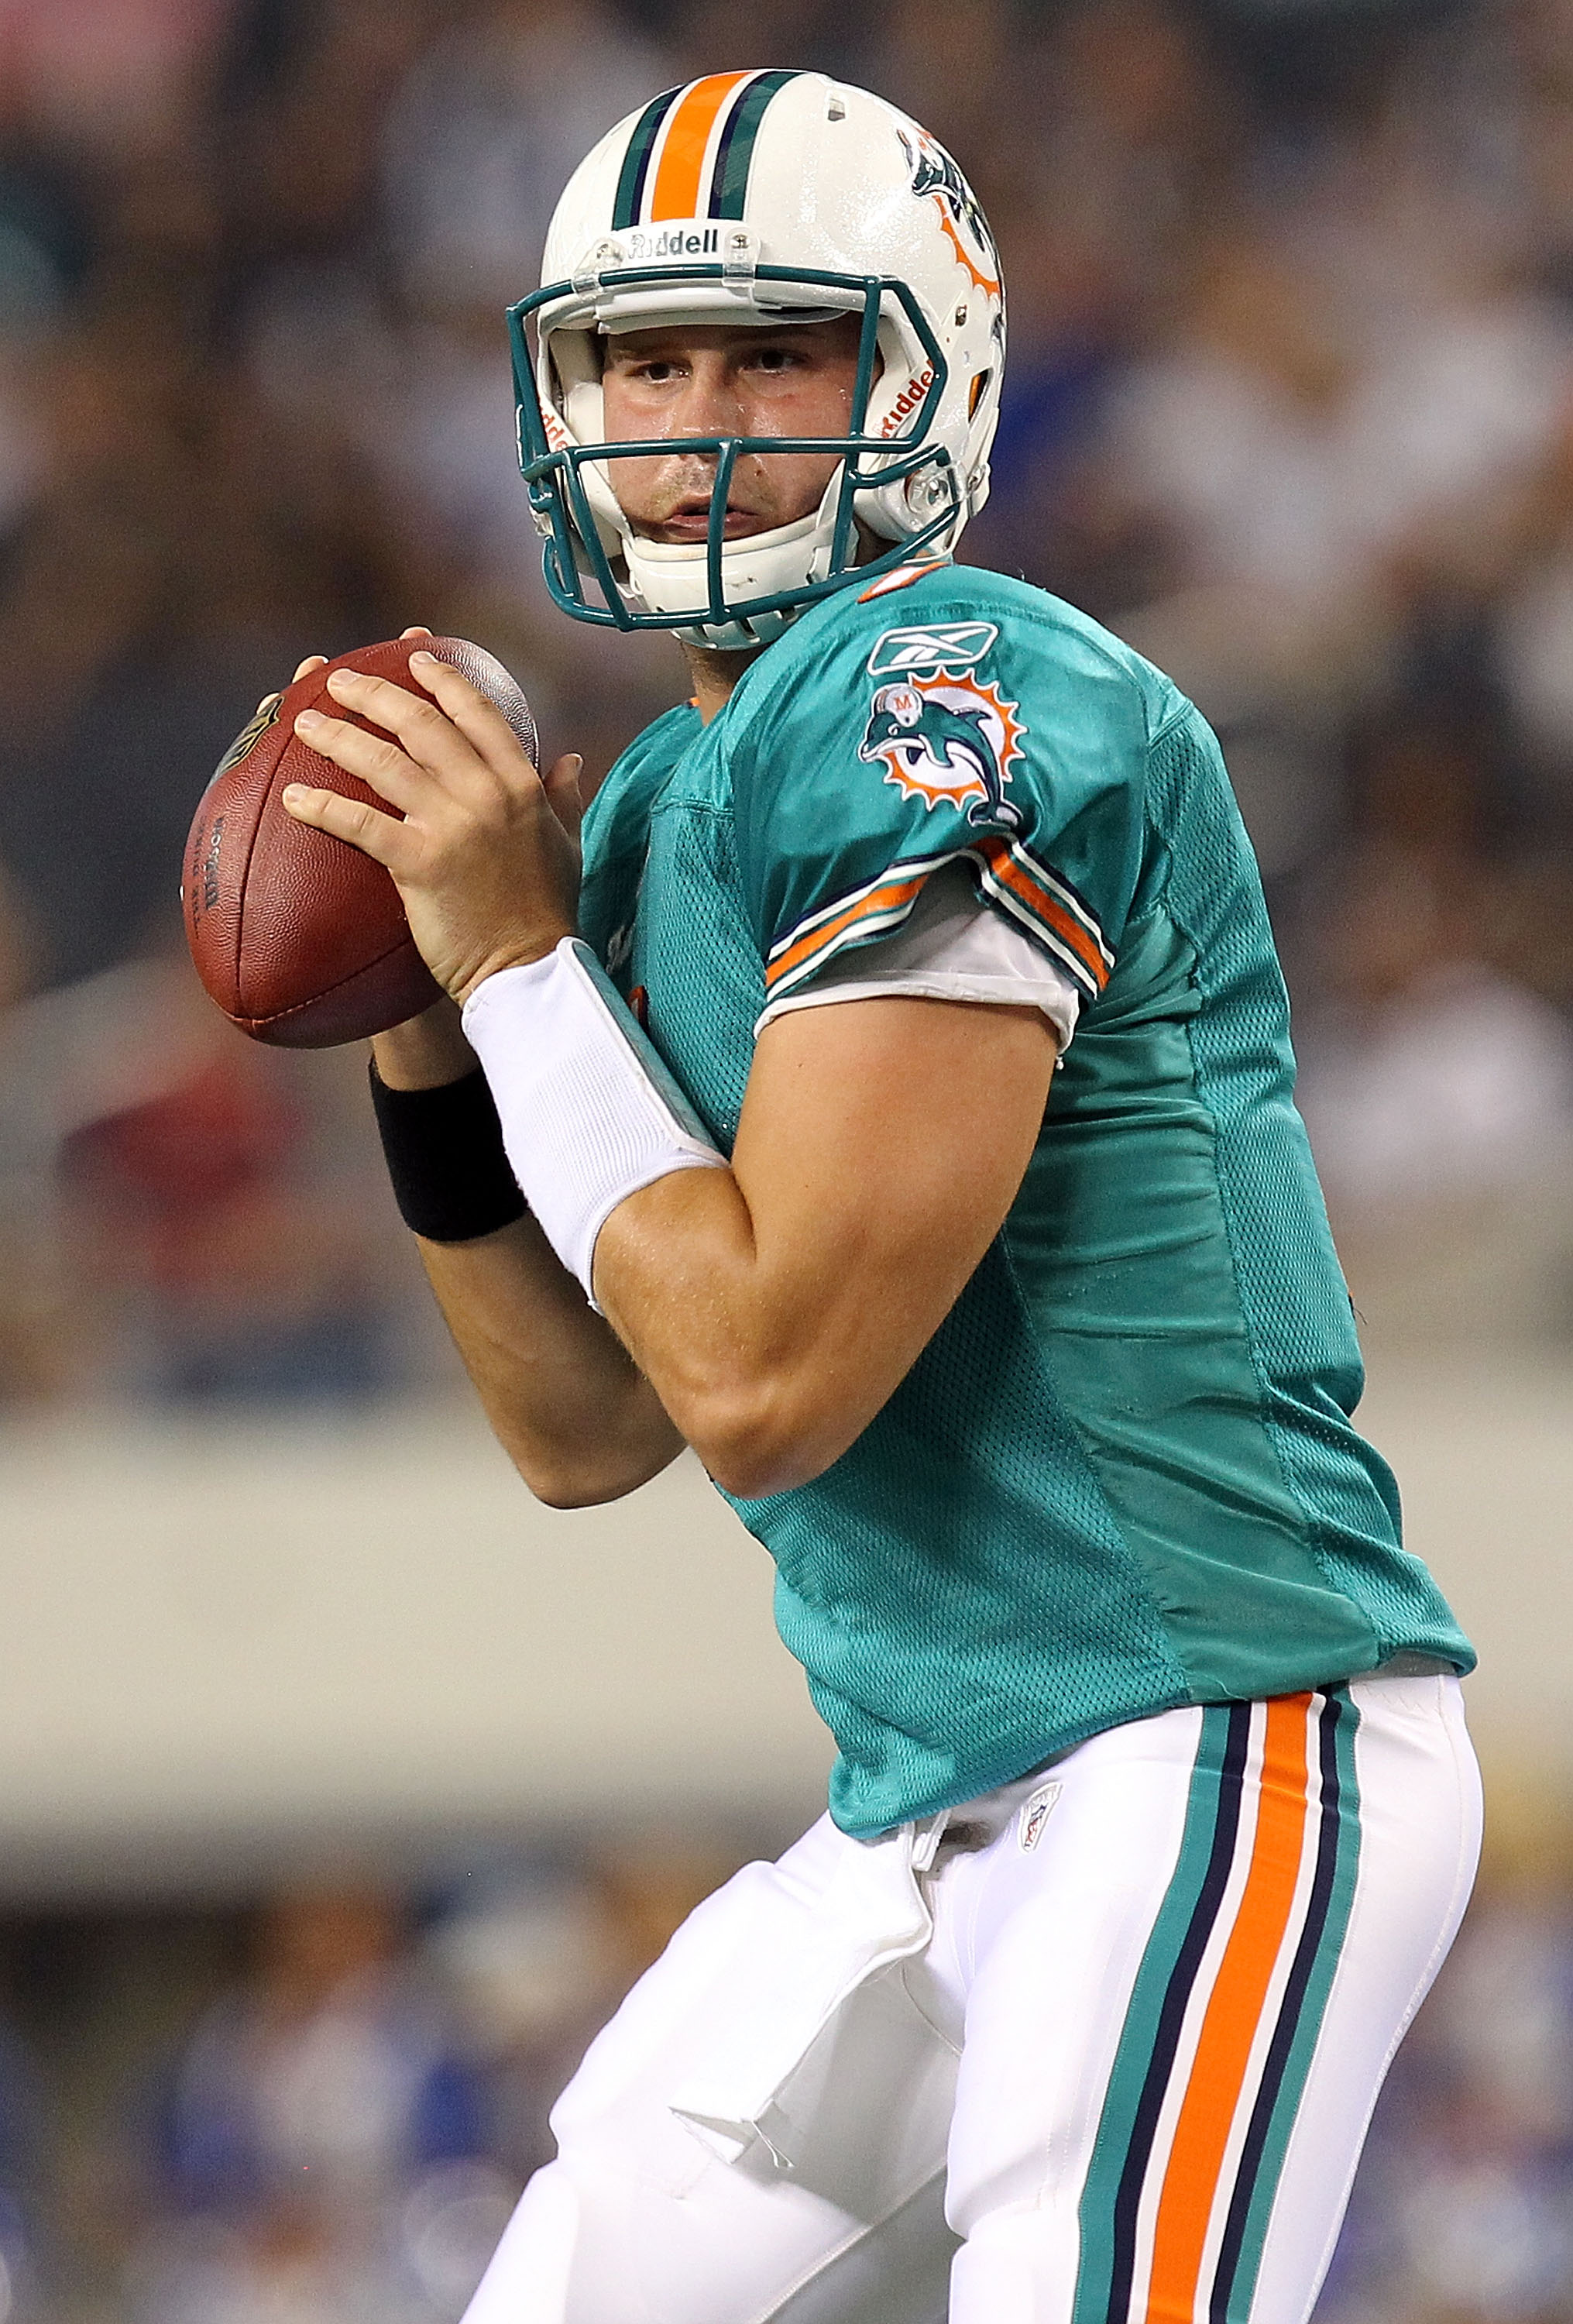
899;130;1001;297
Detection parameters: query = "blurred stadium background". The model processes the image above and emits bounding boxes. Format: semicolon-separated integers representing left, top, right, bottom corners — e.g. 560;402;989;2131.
0;0;1567;2315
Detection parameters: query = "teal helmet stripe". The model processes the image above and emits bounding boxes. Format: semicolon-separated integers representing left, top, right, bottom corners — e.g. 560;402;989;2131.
708;70;804;218
611;85;682;230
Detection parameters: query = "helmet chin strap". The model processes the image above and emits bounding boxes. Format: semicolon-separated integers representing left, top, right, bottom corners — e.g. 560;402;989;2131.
613;452;933;648
621;500;834;650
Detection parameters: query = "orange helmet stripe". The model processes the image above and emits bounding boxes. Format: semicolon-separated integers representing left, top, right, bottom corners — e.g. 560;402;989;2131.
648;74;752;221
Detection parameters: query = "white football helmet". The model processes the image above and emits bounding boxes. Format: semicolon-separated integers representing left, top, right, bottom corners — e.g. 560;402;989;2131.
509;70;1006;648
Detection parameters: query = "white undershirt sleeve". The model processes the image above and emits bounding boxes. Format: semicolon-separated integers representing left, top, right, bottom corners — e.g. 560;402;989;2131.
755;861;1084;1050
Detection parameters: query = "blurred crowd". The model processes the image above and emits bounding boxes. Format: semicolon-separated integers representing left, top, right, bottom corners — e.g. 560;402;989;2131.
1318;1823;1573;2324
0;0;1567;1391
0;1826;1558;2323
0;1838;741;2322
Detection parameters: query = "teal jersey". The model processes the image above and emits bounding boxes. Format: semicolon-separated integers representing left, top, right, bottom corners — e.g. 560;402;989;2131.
578;562;1474;1838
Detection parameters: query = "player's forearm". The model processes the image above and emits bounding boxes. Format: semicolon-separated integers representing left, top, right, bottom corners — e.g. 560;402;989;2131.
592;1159;984;1501
372;1009;682;1506
417;1215;685;1507
592;1173;853;1497
371;1002;477;1092
441;959;1053;1499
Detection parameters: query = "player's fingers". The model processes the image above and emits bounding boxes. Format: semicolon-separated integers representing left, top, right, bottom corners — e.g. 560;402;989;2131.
540;753;586;844
400;625;434;640
406;651;541;785
291;707;427;810
280;781;413;871
321;666;500;796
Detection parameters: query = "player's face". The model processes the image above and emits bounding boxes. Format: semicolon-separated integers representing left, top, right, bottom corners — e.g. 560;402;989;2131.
599;316;865;544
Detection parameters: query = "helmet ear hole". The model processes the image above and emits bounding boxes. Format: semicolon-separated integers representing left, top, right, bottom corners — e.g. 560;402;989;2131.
967;369;992;419
863;306;931;442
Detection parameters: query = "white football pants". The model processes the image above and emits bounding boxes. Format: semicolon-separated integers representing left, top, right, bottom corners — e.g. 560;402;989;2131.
462;1672;1479;2324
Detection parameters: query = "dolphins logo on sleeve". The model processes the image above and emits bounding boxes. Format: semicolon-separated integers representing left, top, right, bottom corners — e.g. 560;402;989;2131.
859;624;1025;831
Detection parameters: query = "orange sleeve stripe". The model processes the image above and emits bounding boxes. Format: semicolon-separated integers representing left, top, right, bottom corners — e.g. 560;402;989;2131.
1144;1697;1314;2324
764;871;931;990
768;850;1112;997
974;839;1110;986
1042;899;1109;987
648;74;750;219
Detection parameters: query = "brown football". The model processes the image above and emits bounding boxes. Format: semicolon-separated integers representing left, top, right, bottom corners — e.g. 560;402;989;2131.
183;637;537;1047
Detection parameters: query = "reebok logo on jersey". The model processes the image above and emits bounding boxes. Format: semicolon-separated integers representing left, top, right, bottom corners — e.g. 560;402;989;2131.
859;624;1025;831
866;623;998;676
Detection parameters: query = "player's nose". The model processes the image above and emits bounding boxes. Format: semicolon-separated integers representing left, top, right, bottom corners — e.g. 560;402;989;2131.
665;352;746;436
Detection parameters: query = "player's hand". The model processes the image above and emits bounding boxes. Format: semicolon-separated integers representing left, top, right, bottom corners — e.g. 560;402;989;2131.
280;650;583;1007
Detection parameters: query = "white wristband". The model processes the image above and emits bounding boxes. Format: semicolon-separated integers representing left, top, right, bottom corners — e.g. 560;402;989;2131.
462;937;726;1305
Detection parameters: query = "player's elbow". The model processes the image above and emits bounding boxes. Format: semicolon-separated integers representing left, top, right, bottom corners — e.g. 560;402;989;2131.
680;1367;853;1500
502;1432;682;1511
526;1468;626;1511
692;1425;834;1501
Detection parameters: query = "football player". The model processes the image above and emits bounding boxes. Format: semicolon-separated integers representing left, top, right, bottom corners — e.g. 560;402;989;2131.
282;72;1481;2324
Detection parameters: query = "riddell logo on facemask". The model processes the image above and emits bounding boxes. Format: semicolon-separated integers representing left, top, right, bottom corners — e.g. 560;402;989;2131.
883;366;936;437
621;225;723;261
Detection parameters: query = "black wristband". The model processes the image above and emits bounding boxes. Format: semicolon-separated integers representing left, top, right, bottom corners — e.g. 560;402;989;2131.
368;1060;527;1243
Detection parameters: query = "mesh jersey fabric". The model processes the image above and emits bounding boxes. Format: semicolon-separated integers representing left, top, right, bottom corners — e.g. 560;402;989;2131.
575;563;1474;1838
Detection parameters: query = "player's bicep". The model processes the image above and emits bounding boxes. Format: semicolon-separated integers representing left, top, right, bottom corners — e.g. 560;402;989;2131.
736;993;1058;1375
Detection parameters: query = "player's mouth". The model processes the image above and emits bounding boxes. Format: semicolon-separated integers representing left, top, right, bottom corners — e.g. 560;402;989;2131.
645;498;774;545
